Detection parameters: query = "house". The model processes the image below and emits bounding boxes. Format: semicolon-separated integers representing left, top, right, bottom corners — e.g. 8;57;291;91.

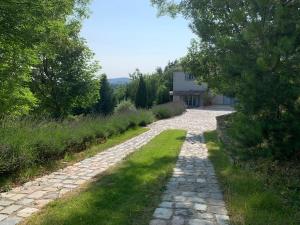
170;72;234;107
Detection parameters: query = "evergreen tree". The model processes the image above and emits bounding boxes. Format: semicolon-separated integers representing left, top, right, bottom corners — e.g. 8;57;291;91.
135;75;148;108
95;74;116;115
145;75;158;107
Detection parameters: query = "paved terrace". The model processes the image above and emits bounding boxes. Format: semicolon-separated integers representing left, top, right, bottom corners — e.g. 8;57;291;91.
0;107;233;225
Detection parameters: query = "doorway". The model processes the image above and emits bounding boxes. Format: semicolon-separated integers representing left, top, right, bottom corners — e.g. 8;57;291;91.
182;95;201;107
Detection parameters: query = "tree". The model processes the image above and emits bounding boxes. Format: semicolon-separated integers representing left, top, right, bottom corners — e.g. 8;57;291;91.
152;0;300;159
135;75;148;108
161;60;182;91
95;74;116;115
145;74;159;107
125;66;176;107
156;85;170;104
31;38;99;118
113;85;128;103
0;0;91;117
129;68;142;80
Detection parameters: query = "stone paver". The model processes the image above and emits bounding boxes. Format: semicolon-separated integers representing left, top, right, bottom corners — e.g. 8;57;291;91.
17;208;39;218
0;107;232;224
0;205;22;215
0;215;8;222
149;106;233;225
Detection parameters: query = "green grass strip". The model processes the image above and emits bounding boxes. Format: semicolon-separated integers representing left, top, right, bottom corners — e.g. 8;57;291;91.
23;129;186;225
204;131;299;225
1;127;149;191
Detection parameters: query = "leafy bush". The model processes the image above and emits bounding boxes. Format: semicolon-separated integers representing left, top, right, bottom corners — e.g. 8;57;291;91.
114;100;136;114
0;110;154;175
152;102;186;119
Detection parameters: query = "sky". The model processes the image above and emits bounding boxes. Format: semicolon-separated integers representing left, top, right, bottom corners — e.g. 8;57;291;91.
81;0;195;78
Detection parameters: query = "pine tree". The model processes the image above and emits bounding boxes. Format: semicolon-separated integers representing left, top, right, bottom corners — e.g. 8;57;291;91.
95;74;116;115
135;75;148;108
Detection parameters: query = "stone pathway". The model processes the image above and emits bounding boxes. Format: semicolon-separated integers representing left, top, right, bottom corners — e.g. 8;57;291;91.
149;132;230;225
0;129;162;225
149;106;233;225
0;107;232;225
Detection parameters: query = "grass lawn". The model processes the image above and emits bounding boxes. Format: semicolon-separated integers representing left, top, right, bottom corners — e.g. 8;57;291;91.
22;129;186;225
204;131;300;225
0;127;149;191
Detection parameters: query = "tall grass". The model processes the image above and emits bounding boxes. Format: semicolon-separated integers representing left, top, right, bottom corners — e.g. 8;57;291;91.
0;110;154;175
205;131;300;225
152;101;186;119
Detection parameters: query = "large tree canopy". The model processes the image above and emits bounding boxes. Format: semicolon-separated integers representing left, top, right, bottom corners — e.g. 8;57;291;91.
0;0;92;117
152;0;300;159
31;38;99;118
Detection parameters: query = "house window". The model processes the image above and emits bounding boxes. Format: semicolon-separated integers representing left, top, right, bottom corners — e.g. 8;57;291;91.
185;74;195;81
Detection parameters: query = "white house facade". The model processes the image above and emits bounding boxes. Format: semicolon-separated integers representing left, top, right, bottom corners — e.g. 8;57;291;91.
170;72;234;107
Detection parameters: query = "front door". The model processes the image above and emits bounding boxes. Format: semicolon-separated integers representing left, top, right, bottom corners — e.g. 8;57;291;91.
183;95;200;108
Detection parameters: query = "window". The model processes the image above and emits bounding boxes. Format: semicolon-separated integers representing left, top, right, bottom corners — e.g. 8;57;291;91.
185;74;195;80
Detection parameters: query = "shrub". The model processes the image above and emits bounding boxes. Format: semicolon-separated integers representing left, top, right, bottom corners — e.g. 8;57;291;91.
203;92;213;106
217;112;280;160
114;100;136;114
0;110;154;175
152;102;186;119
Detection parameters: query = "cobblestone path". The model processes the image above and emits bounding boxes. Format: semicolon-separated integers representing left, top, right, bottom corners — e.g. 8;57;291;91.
150;132;230;225
149;107;232;225
0;107;232;225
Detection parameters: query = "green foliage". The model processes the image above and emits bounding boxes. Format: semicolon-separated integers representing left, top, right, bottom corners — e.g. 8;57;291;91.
0;0;96;118
113;85;128;103
23;130;186;225
152;0;300;159
229;113;264;149
0;127;148;190
135;75;148;108
114;100;136;114
156;85;170;104
202;92;213;106
152;102;186;119
0;110;154;175
159;60;182;92
94;74;116;115
31;38;99;118
204;131;300;225
123;61;181;108
145;74;159;107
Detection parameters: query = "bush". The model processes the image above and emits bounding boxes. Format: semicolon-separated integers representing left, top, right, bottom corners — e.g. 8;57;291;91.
203;92;213;106
0;110;154;175
114;100;136;114
152;102;186;119
227;110;300;160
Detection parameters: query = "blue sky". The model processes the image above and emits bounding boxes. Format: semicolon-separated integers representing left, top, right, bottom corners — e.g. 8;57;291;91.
81;0;194;78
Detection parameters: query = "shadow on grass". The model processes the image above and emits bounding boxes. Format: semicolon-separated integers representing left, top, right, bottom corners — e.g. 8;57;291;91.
52;158;175;225
23;130;186;225
176;136;186;141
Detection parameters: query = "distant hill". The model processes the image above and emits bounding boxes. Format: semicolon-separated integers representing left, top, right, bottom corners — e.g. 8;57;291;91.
108;77;131;86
